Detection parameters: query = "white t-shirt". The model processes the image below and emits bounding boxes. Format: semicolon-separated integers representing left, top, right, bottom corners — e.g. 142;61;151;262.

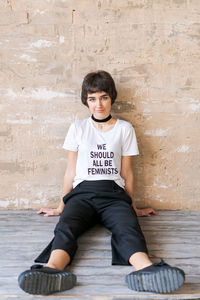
63;117;139;188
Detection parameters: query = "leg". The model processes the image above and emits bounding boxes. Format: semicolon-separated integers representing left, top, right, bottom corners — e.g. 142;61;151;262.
100;197;148;266
45;196;98;269
129;252;152;270
46;249;70;270
18;196;98;295
100;197;185;293
101;199;152;269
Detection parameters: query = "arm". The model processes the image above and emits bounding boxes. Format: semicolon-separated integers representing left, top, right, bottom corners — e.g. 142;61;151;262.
37;150;78;216
120;156;158;217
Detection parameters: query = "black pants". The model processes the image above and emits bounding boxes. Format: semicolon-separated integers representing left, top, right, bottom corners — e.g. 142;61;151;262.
35;180;148;265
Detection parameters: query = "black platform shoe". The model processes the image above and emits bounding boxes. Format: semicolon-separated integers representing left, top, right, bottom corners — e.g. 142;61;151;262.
125;260;185;294
18;264;76;295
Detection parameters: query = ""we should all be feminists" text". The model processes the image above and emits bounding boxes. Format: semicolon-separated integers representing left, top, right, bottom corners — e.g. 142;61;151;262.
88;144;118;175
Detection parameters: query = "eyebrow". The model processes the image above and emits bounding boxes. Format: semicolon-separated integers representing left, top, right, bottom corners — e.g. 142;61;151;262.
87;94;108;99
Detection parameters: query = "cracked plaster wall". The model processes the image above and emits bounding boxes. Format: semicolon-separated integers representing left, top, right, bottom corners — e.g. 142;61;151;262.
0;0;200;210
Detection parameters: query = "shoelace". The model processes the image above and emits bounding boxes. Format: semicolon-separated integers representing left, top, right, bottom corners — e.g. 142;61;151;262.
31;264;44;270
154;259;168;267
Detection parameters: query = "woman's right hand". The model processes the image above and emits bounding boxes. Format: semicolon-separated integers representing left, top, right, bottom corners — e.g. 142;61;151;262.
37;207;61;217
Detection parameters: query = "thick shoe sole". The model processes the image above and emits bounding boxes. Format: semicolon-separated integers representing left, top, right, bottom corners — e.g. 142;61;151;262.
18;270;76;295
126;268;184;293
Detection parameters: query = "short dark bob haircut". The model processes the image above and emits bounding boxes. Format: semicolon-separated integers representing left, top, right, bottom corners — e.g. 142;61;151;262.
81;70;117;107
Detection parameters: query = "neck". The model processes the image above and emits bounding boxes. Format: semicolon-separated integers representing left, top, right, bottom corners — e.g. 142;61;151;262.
91;114;112;123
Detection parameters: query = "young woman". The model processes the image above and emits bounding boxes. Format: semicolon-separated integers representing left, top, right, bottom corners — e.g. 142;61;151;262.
18;70;185;295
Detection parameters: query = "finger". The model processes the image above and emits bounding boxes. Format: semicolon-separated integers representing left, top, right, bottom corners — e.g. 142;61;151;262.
37;208;45;214
44;212;52;217
151;209;159;215
142;210;152;216
145;212;151;216
146;213;152;217
142;211;148;217
44;211;54;217
147;208;158;215
38;209;49;215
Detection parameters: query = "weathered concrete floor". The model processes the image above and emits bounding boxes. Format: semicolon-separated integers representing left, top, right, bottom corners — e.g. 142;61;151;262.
1;210;200;300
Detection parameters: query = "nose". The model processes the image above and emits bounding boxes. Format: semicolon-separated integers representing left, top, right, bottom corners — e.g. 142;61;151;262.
96;98;102;107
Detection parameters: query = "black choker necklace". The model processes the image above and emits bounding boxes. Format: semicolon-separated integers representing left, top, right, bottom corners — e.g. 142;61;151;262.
91;114;112;123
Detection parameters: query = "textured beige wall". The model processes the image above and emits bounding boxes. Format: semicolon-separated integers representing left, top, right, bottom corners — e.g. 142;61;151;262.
0;0;199;210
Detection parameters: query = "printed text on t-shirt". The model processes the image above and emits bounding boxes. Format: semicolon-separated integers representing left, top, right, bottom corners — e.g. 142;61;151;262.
88;144;118;175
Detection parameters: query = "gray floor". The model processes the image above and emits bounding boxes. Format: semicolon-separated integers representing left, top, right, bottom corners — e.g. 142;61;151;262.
1;210;200;300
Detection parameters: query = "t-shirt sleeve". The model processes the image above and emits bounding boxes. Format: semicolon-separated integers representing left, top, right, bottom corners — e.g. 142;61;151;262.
62;123;78;151
122;125;139;156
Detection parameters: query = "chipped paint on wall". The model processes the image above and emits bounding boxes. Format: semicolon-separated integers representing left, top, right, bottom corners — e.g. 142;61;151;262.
34;9;46;15
144;129;170;136
175;145;191;153
4;88;76;100
29;40;55;48
6;119;32;124
59;36;65;44
189;103;200;112
19;54;37;62
24;88;73;100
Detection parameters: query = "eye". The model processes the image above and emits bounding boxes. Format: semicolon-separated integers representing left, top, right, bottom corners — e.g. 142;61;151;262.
88;98;95;102
102;96;109;100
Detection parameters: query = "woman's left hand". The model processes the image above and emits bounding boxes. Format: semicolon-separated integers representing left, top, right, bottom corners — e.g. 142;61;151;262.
134;207;158;217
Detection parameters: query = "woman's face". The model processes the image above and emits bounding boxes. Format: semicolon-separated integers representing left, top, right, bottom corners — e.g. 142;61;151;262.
87;91;112;119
